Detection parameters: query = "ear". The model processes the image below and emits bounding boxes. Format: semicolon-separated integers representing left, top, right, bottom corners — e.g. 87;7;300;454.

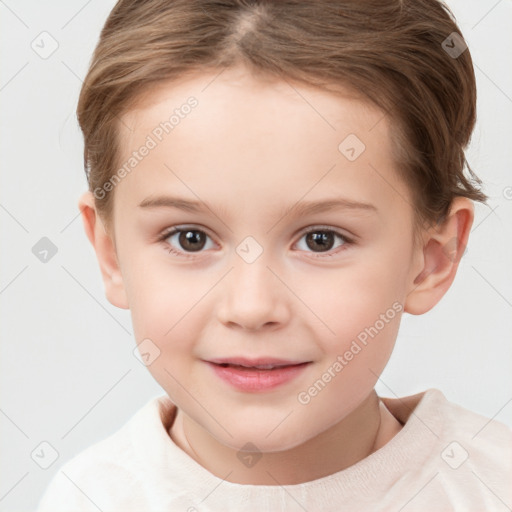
78;191;129;309
404;197;474;315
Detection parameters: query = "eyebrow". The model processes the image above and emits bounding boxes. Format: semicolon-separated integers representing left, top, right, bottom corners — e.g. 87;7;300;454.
138;195;378;218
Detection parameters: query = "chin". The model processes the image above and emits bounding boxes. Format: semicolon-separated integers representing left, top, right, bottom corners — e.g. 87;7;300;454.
211;424;314;454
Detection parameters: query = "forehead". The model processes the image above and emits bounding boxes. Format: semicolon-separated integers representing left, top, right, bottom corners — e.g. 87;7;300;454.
113;67;412;222
121;67;384;143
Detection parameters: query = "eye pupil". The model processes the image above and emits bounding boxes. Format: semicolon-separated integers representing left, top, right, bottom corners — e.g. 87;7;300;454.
306;231;334;252
179;230;206;251
167;228;345;257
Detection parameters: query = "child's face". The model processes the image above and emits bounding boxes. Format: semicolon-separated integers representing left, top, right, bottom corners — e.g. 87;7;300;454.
104;67;425;451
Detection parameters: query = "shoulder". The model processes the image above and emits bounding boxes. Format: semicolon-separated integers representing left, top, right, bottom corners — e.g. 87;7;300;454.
386;387;512;462
438;390;512;471
396;388;512;510
36;394;174;512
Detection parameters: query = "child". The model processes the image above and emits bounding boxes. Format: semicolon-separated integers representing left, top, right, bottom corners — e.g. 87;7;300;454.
37;0;511;510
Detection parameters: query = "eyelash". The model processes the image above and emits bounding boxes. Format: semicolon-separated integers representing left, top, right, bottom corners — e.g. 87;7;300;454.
156;225;355;260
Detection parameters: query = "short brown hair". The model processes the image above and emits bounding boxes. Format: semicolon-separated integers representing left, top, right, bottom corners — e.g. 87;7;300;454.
77;0;487;236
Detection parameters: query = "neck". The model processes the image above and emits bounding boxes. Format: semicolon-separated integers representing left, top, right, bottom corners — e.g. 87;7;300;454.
169;390;403;485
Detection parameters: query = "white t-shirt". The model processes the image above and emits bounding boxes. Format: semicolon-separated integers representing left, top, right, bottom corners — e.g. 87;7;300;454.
36;388;512;511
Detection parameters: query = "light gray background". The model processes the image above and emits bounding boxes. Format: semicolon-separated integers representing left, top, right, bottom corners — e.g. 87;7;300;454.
1;0;511;510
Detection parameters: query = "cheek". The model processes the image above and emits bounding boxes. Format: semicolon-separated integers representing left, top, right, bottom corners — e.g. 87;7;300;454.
127;268;216;393
328;302;401;390
127;268;208;403
123;246;204;335
302;262;402;347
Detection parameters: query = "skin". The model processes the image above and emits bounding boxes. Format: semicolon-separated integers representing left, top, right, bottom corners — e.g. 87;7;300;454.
79;66;474;485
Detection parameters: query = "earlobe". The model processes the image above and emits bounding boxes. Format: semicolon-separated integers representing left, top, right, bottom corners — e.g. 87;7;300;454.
404;197;474;315
77;191;129;310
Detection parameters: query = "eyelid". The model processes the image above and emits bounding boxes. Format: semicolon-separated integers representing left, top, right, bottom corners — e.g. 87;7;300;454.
157;223;356;259
156;224;217;243
157;224;354;244
298;224;355;241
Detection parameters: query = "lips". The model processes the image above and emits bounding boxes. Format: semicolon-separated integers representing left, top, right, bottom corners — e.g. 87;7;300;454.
205;359;312;392
221;364;288;370
206;357;310;369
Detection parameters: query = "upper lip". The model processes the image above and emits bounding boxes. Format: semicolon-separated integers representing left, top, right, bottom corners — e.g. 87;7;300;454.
205;357;310;368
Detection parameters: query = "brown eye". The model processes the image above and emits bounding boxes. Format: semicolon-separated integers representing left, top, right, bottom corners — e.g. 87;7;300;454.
305;231;336;252
178;230;207;252
161;227;215;256
295;228;352;257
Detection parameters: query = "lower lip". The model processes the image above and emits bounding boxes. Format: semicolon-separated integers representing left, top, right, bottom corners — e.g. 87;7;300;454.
206;362;311;392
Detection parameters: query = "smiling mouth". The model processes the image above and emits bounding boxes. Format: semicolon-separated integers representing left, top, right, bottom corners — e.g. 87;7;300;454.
206;360;312;392
215;362;310;370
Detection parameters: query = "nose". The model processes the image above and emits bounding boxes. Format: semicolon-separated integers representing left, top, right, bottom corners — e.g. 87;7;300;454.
216;253;291;332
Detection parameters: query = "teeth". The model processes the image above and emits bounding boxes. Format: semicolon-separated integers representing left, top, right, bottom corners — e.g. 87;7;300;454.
224;363;279;369
217;362;295;369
